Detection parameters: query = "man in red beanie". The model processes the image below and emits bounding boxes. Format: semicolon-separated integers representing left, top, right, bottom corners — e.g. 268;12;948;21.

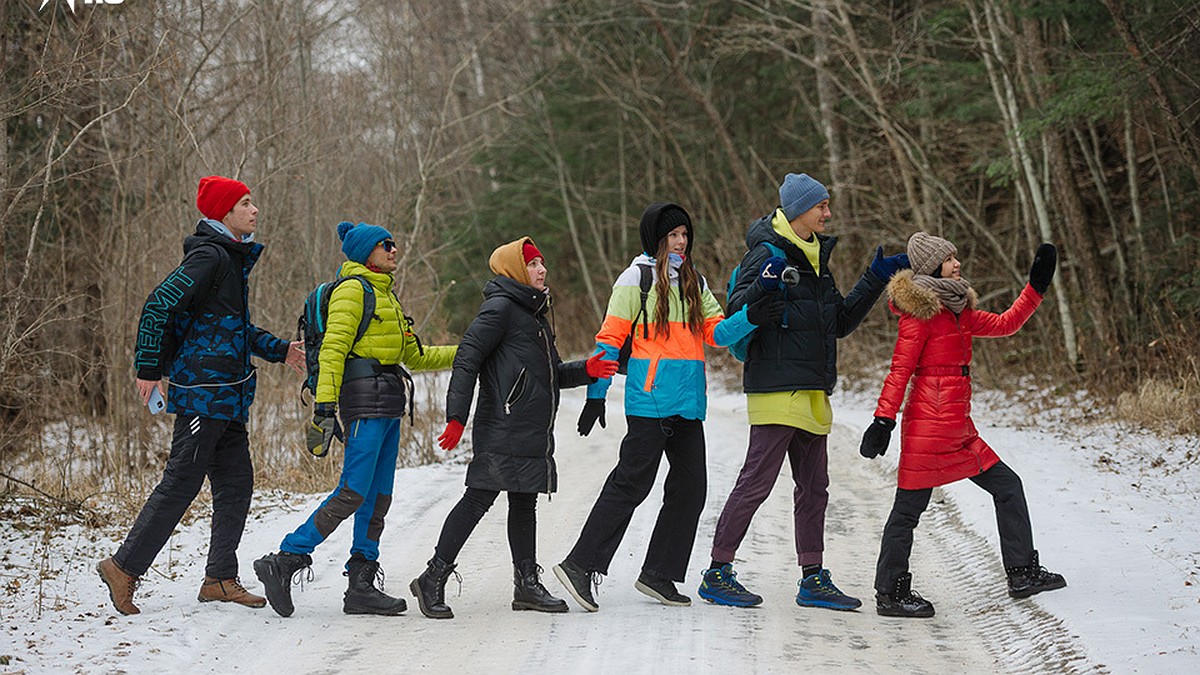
97;175;305;616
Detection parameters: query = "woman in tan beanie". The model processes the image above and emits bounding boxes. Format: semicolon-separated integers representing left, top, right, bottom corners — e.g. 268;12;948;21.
859;233;1066;618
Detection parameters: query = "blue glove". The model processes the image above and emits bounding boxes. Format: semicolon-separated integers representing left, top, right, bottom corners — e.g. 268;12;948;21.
758;256;787;291
870;246;910;282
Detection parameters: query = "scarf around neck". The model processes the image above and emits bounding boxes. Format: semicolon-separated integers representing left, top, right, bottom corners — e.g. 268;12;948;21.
912;274;972;314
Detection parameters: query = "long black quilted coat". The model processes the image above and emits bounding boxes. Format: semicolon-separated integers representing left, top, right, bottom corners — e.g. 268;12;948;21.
445;276;592;494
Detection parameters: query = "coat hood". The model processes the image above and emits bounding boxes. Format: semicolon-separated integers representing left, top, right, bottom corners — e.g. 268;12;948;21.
639;202;694;257
745;213;837;271
886;269;978;320
483;274;548;313
337;260;395;292
184;220;257;258
489;236;538;285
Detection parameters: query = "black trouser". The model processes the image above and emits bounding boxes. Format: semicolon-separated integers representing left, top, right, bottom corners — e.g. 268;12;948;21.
115;415;253;579
566;415;706;582
874;460;1035;594
434;487;538;565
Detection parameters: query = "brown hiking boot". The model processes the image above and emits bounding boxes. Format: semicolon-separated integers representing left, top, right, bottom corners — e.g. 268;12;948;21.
198;576;267;608
97;557;141;616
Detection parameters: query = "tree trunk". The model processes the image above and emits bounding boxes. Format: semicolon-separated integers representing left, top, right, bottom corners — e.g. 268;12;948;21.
1021;15;1116;355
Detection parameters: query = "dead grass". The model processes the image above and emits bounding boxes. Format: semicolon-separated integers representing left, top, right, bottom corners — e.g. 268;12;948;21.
1116;373;1200;435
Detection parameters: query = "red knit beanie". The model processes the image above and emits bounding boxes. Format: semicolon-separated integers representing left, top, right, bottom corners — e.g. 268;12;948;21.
196;176;250;221
522;240;544;264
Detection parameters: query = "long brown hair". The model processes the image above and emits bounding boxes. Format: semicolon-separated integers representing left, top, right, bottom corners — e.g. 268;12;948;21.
653;237;704;338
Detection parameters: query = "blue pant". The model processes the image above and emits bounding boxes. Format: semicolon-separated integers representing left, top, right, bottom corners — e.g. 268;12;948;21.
281;417;400;561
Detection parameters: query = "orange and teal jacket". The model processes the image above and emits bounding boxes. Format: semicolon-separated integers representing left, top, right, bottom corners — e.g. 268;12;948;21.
586;253;755;421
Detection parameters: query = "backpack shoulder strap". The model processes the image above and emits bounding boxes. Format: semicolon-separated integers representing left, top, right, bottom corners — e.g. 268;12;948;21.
761;241;785;259
635;263;653;339
189;242;232;301
334;276;376;353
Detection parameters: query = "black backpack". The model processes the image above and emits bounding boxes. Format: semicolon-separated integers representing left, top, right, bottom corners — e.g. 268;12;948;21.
297;276;376;398
616;263;654;375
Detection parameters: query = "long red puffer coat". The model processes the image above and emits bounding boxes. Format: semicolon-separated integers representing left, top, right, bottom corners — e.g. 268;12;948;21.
873;270;1043;490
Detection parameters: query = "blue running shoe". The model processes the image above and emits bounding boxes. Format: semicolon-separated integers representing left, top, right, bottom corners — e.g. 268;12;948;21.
795;569;861;611
697;564;763;607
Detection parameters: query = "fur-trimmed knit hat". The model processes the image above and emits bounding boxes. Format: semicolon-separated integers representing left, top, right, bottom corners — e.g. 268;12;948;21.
907;231;957;276
779;173;829;221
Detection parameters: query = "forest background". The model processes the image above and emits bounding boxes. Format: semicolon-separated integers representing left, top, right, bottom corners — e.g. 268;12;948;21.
1;0;1197;512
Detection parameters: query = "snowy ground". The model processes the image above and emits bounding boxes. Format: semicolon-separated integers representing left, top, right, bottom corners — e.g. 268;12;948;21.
1;380;1197;674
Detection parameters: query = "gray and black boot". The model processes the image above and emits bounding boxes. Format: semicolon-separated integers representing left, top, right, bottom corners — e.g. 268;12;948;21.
253;551;313;618
875;572;935;618
512;559;568;613
343;554;407;616
410;556;456;619
1006;551;1067;599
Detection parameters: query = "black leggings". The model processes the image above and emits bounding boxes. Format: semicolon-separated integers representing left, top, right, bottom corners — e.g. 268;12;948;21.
434;487;537;565
874;460;1035;593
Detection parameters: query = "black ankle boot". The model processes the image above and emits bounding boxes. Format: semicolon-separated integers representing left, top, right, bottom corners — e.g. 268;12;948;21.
875;572;935;618
410;556;456;619
343;554;406;616
1006;551;1067;599
253;551;313;618
512;559;568;613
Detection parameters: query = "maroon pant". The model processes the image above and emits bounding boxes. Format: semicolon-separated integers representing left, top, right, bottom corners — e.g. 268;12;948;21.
710;425;828;566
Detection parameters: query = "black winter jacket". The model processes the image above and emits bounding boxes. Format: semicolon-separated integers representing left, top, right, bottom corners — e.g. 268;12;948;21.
729;213;884;395
134;221;288;421
445;276;593;494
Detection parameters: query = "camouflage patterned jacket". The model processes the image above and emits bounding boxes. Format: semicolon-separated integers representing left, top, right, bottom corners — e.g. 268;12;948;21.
134;221;289;422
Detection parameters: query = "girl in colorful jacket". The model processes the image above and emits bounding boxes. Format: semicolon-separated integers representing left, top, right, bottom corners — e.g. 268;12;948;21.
553;202;780;612
255;221;457;618
409;237;618;619
859;232;1066;618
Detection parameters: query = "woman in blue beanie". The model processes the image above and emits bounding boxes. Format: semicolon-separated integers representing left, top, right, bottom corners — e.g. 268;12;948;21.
255;221;457;618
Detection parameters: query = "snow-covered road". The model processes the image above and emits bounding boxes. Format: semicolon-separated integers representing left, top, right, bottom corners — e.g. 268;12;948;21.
5;382;1196;673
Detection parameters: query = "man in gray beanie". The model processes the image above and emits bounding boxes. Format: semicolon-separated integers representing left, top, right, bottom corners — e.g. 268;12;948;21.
697;172;909;610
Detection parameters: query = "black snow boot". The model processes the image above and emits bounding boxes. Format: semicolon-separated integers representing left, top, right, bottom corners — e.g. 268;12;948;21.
876;572;935;618
1006;551;1067;599
253;551;313;618
343;554;407;616
410;556;457;619
512;560;568;613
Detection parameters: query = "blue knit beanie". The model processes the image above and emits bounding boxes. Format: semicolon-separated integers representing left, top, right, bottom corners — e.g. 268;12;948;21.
337;221;394;264
779;173;830;221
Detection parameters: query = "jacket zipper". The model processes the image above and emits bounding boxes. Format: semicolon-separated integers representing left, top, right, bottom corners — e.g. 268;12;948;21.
539;313;555;495
504;367;527;415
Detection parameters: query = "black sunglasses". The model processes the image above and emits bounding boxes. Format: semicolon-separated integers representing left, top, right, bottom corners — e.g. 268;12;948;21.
379;239;396;252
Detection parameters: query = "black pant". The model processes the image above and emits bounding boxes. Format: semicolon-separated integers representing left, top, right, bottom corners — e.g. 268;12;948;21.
434;487;538;565
566;415;706;582
115;416;253;579
874;460;1034;594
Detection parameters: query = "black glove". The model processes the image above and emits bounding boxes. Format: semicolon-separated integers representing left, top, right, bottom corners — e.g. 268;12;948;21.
577;398;606;436
746;295;785;326
859;417;896;459
306;403;343;458
1028;243;1057;295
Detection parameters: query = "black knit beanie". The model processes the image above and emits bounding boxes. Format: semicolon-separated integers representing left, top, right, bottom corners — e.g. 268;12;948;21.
639;202;694;257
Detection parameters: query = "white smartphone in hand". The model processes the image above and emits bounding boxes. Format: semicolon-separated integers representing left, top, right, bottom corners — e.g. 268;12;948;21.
147;386;165;415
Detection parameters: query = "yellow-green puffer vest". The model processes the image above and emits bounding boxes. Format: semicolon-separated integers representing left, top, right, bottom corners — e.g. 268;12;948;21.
316;261;456;421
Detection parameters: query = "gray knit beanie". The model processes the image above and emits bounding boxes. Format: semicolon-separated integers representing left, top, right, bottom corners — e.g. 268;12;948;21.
907;232;957;276
779;173;830;221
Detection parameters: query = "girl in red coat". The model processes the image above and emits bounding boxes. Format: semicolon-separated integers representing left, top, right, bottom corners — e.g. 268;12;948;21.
859;232;1066;618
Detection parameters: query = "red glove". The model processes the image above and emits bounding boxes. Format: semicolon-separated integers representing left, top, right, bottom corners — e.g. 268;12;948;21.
585;352;618;379
438;419;465;450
